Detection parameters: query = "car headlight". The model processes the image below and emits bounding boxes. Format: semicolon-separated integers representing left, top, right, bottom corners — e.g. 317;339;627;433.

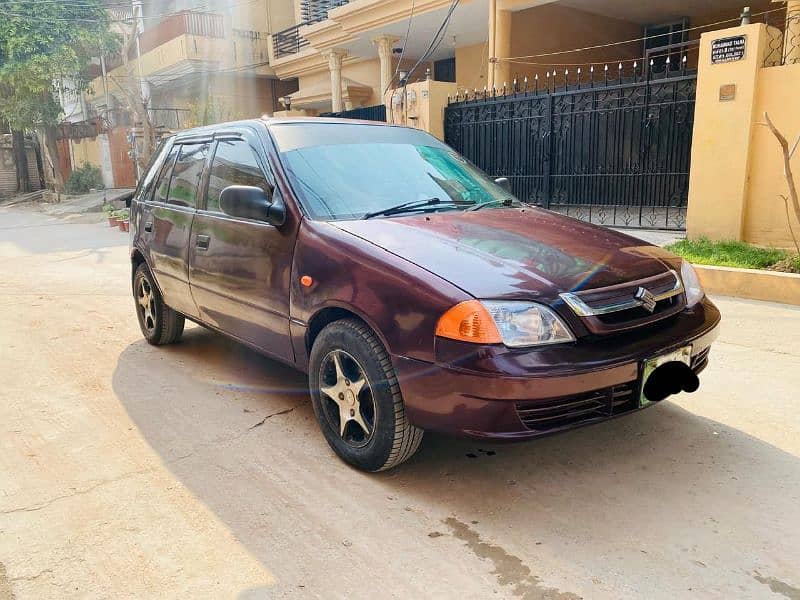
436;300;575;347
680;260;705;307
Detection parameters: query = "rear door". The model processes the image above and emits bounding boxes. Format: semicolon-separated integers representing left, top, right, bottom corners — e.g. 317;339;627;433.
188;128;295;362
147;141;210;318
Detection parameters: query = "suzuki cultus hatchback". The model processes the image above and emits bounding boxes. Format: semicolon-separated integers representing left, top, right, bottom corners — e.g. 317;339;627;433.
130;118;720;471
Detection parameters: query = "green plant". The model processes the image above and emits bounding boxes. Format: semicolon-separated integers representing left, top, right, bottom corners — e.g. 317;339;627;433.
65;163;105;194
102;203;115;214
666;238;799;273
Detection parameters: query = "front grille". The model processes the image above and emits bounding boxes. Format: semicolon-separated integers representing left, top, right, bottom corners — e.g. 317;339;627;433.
560;270;686;334
515;382;638;432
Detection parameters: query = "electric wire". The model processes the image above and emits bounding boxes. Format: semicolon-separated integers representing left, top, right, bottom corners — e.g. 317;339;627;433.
495;5;786;62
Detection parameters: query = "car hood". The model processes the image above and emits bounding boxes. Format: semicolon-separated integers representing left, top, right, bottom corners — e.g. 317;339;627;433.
331;208;678;299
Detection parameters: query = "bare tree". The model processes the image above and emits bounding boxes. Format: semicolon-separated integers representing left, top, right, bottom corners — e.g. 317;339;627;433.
109;11;155;172
762;112;800;255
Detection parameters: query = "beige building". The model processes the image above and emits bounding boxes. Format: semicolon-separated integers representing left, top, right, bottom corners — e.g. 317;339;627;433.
268;0;800;249
64;0;800;250
268;0;777;116
67;0;299;186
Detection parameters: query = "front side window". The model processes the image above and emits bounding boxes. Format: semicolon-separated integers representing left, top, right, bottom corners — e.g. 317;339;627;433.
152;145;179;204
206;139;270;213
167;143;210;208
271;123;514;221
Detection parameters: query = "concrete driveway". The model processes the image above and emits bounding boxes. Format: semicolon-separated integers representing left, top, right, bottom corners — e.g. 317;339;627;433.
1;206;798;599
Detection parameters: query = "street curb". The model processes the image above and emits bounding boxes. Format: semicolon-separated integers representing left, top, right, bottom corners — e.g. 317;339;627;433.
695;264;800;306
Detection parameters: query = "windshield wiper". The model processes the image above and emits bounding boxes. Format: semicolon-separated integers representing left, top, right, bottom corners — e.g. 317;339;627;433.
362;197;464;220
467;198;515;212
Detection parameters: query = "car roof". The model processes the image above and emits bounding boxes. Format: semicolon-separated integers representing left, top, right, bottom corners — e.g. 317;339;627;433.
171;116;413;142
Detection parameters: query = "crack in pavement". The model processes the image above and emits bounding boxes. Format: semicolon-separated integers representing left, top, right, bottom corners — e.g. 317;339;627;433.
1;403;302;520
248;405;299;430
168;402;305;463
10;568;53;583
0;468;155;516
717;340;800;358
0;562;15;599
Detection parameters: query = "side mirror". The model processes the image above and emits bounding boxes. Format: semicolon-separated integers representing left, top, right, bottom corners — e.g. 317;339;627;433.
494;177;511;193
219;185;286;226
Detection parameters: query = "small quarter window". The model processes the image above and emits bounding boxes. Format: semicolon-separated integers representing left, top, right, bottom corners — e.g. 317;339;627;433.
152;145;179;204
206;140;270;213
167;143;211;208
134;141;170;203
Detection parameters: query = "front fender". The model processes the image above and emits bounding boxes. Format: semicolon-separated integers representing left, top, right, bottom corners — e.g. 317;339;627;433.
290;221;469;370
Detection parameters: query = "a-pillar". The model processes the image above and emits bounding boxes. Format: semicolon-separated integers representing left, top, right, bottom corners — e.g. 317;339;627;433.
324;49;347;113
372;34;401;99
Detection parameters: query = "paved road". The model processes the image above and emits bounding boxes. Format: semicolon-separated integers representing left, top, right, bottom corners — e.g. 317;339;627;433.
1;206;798;600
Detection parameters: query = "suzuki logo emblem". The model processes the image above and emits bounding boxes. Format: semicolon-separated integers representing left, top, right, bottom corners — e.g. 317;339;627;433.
635;287;658;313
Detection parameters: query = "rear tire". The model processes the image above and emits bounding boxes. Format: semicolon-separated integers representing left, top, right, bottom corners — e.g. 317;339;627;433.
133;263;185;346
309;319;423;472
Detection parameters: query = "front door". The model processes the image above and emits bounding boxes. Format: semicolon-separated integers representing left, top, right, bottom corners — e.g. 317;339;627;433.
145;142;209;318
188;132;295;363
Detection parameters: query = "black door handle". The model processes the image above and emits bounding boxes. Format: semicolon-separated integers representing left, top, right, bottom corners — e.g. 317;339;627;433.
144;221;153;232
196;235;210;251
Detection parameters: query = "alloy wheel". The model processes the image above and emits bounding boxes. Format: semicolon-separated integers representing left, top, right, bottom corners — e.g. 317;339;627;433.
136;277;157;333
318;350;376;447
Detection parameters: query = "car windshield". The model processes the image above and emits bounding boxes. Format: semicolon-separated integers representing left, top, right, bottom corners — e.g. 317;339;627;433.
270;123;516;220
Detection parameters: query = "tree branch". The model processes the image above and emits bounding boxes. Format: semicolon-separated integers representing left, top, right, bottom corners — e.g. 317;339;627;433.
763;112;800;254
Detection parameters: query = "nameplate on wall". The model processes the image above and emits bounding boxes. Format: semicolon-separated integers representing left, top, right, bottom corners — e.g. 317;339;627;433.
719;84;737;101
711;36;747;64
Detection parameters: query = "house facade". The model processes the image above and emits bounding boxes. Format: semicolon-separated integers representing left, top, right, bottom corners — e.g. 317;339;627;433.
63;0;299;188
56;0;800;248
267;0;799;246
267;0;779;115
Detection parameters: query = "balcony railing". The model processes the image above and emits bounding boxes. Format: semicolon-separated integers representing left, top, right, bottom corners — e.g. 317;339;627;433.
139;11;225;55
273;0;350;58
301;0;350;24
273;24;311;58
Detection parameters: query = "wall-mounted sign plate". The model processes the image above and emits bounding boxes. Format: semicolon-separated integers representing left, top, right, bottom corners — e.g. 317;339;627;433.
719;84;737;101
711;35;747;64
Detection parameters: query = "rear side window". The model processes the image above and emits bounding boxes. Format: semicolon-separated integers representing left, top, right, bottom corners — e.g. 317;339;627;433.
206;140;270;213
152;145;179;203
134;141;170;203
167;143;211;208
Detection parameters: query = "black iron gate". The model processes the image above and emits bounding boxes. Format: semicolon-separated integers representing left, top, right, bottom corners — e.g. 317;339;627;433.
321;104;386;122
444;64;697;230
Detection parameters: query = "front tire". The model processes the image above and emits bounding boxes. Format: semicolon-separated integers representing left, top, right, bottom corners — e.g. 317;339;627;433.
309;319;423;472
133;263;185;346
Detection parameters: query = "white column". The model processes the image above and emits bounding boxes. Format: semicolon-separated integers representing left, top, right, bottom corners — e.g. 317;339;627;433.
324;49;347;113
372;35;401;96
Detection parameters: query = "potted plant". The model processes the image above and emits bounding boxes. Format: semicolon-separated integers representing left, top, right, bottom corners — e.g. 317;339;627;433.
103;204;118;227
116;209;130;232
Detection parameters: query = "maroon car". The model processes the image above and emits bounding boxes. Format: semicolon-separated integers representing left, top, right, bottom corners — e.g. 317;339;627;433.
129;118;719;471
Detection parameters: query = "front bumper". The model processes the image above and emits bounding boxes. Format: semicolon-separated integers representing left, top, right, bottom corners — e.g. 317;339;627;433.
393;298;720;440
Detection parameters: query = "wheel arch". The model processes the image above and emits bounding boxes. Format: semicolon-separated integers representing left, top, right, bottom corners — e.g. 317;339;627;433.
130;247;164;297
306;304;392;358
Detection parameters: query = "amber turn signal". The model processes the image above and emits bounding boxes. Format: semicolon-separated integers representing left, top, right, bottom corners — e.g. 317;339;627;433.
436;300;502;344
300;275;314;287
